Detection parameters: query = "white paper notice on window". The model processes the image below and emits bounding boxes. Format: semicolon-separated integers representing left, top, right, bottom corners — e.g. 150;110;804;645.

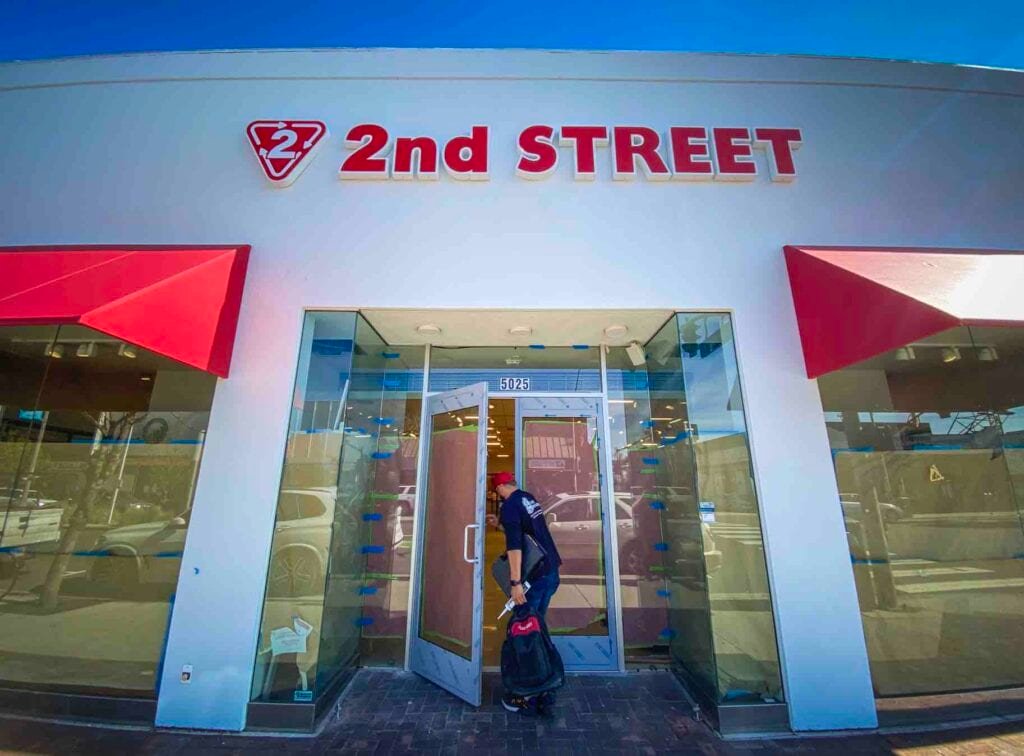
270;617;315;656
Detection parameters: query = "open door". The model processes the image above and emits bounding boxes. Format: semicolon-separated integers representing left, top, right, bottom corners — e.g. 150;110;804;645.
408;383;488;705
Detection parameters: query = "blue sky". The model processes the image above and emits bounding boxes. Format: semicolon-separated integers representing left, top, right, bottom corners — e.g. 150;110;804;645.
1;0;1023;69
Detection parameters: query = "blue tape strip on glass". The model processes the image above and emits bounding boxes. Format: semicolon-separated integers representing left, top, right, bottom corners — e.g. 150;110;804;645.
649;500;666;510
355;617;374;626
154;551;185;559
362;513;383;521
529;344;545;349
358;586;378;595
371;451;393;459
361;545;385;554
373;417;394;425
656;589;671;598
642;457;659;465
653;542;669;552
641;420;656;428
383;379;401;389
72;550;111;557
382;352;400;359
571;344;589;350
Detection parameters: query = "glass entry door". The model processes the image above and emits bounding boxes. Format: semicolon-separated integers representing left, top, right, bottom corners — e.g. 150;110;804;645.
408;383;489;705
516;397;619;671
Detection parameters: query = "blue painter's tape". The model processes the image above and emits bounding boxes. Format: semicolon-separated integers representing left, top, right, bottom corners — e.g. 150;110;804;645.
373;417;394;425
72;550;111;557
382;352;400;359
649;500;666;510
154;551;184;559
641;420;656;428
658;628;677;639
383;379;401;389
529;344;546;349
654;542;669;552
0;546;23;554
358;586;378;595
571;344;589;350
361;545;385;554
642;457;659;465
363;513;383;521
355;617;374;627
371;452;393;459
656;589;671;598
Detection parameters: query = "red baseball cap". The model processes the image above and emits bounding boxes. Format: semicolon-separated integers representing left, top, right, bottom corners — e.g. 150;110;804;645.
491;471;515;487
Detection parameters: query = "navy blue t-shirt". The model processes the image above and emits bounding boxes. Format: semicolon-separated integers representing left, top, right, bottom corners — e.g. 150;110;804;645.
499;489;562;578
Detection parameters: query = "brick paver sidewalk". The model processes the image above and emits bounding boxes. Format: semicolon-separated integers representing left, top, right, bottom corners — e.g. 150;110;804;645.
2;670;1024;753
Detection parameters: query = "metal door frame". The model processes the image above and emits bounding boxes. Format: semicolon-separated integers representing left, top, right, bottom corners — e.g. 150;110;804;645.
406;380;489;705
515;395;621;672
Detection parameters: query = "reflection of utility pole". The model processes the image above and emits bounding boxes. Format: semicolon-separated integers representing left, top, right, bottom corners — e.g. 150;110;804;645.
106;422;134;524
184;430;206;512
17;411;49;509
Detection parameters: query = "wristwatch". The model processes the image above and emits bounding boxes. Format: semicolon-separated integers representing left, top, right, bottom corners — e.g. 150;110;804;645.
510;579;522;587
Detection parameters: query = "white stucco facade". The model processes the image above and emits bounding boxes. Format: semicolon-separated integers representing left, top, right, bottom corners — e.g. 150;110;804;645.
1;48;1022;733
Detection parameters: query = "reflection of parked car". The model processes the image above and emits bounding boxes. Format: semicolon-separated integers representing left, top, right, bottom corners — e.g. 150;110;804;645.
91;488;338;597
840;493;904;524
0;489;63;548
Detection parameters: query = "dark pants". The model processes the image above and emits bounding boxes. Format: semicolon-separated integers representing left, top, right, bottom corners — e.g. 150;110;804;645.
526;569;559;620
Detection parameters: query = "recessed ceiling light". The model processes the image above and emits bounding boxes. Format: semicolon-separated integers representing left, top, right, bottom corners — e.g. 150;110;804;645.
509;326;532;337
416;324;441;336
604;324;629;339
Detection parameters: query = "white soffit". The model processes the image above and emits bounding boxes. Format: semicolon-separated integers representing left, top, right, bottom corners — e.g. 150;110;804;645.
361;309;676;347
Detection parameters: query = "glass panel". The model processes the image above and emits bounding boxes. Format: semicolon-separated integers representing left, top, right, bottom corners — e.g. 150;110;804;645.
609;314;783;706
608;322;718;697
522;416;608;636
677;314;782;704
418;405;480;660
252;312;424;703
429;346;601;393
820;325;1024;696
0;324;214;696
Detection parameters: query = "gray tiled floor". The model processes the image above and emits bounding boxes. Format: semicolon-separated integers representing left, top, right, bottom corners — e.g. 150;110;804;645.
3;670;1024;754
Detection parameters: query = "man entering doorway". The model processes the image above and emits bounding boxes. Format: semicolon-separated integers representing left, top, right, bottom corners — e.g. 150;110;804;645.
486;471;562;713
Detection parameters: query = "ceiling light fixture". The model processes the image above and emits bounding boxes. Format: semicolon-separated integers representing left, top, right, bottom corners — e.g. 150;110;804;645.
44;344;65;359
977;346;999;362
604;324;628;339
416;324;441;336
894;346;916;361
509;326;532;337
76;342;97;358
118;343;137;359
941;347;961;363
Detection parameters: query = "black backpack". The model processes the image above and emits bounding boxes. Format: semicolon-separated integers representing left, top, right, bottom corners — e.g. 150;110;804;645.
500;604;565;698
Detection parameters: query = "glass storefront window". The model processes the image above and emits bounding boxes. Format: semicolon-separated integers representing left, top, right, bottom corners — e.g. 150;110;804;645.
0;324;215;696
819;326;1024;696
610;313;783;706
252;313;423;704
429;346;601;393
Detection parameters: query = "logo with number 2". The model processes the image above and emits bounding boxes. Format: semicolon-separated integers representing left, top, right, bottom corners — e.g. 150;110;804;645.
246;120;329;187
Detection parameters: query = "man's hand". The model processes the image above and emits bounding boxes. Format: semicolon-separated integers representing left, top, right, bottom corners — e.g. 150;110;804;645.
511;584;526;605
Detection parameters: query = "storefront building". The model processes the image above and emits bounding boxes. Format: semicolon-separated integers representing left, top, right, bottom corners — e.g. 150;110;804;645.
0;49;1022;736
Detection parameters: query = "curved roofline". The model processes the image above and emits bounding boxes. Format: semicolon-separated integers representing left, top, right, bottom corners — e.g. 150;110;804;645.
2;46;1022;74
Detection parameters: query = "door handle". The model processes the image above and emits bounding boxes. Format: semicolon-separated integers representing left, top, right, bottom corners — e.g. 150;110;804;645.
463;523;480;564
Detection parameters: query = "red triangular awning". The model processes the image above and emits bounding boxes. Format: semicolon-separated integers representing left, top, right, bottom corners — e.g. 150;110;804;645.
783;246;1024;379
0;245;250;378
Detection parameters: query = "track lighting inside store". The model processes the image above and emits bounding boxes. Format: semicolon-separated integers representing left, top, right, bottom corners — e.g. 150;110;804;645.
44;343;64;359
118;343;137;359
894;346;916;361
977;346;999;362
76;342;97;358
941;347;961;363
604;324;628;339
508;325;532;337
416;324;441;336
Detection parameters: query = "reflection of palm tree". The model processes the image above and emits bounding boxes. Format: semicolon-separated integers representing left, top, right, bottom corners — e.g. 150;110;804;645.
40;411;143;611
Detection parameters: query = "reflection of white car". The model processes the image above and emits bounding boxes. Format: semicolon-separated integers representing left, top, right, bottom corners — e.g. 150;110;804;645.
92;488;337;597
840;493;904;524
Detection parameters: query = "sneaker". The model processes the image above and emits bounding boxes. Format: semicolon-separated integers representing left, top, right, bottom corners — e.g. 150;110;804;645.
501;693;529;713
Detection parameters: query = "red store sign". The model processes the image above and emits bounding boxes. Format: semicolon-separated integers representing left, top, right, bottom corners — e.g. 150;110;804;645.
247;122;802;186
